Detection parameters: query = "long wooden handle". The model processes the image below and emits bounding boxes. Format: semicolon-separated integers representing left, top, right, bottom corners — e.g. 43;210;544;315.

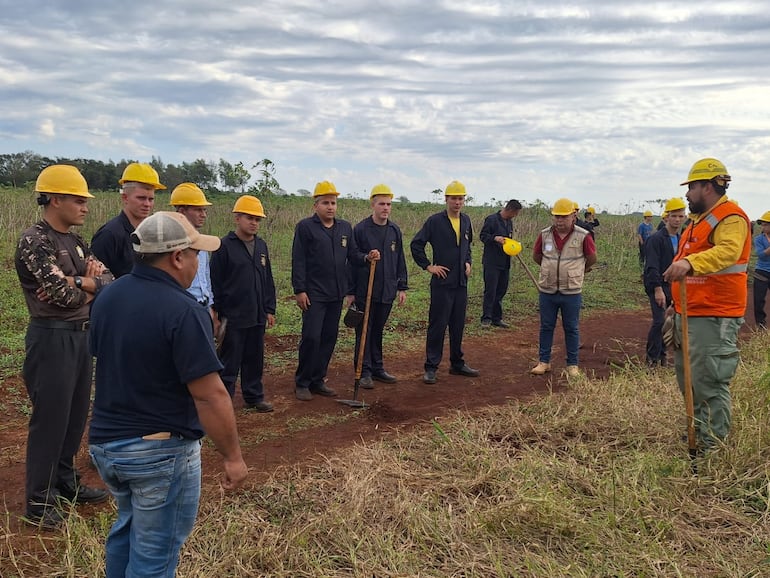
679;282;697;459
354;259;377;380
515;253;541;291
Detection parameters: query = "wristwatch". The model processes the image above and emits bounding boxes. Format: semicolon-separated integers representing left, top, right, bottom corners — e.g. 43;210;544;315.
74;276;83;289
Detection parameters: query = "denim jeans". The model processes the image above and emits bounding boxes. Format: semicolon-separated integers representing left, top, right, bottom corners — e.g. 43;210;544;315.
538;292;582;365
89;437;202;578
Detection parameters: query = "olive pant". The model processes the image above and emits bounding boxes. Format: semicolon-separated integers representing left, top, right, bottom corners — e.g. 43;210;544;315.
673;315;742;449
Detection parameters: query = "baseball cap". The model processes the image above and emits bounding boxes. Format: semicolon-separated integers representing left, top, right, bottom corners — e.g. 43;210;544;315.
132;211;221;254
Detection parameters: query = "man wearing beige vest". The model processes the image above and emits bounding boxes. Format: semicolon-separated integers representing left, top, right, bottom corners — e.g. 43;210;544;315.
530;198;596;378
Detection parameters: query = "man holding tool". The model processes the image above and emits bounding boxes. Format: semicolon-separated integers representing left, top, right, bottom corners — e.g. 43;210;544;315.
664;158;750;453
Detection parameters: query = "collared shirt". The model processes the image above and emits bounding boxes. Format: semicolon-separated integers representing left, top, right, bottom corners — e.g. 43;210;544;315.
187;250;213;305
91;211;136;278
755;232;770;274
684;197;749;275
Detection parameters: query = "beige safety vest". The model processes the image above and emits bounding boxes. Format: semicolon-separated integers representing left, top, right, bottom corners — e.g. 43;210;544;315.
538;226;588;294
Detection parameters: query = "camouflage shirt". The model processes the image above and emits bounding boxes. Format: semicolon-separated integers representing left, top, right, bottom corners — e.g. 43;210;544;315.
15;220;113;320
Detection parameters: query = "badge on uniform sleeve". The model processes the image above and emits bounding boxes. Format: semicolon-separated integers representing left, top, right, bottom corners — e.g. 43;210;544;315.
76;246;85;260
260;254;267;267
341;235;348;248
390;240;397;252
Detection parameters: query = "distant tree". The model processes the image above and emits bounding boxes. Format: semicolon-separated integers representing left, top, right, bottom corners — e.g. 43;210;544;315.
0;151;46;187
218;159;250;193
182;159;217;190
397;195;410;203
250;158;281;196
297;188;312;197
431;188;443;202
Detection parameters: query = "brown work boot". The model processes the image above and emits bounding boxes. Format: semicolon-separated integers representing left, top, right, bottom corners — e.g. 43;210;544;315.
530;362;551;375
565;365;581;378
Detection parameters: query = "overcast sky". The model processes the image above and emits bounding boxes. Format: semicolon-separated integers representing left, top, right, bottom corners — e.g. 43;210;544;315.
2;1;769;217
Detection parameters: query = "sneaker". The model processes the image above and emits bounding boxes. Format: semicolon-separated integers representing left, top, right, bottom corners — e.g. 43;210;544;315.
371;371;397;384
565;365;581;378
295;387;313;401
24;506;66;530
57;482;110;505
423;370;437;384
492;320;510;328
449;364;480;377
309;384;337;397
358;376;374;389
245;400;274;413
530;362;551;375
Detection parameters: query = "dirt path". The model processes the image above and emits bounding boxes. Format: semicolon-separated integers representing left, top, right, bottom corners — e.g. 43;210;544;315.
0;301;763;552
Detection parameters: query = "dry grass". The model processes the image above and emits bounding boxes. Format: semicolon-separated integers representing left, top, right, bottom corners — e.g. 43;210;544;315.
5;333;766;577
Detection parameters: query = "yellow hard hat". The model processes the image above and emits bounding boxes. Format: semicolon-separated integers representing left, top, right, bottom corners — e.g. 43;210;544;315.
680;158;730;188
313;181;339;197
757;210;770;224
119;163;166;189
35;165;94;198
551;198;575;216
586;206;595;214
643;210;653;217
445;180;467;196
664;197;686;213
661;211;669;219
502;238;522;257
169;183;211;206
370;183;393;199
232;195;266;218
572;201;579;211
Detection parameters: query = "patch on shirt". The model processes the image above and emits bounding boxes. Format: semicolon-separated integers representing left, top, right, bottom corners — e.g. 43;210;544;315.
341;235;348;248
75;246;85;260
545;243;554;252
391;240;397;252
260;253;267;267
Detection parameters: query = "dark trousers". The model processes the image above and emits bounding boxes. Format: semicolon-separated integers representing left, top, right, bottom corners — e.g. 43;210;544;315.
23;323;92;511
353;301;394;377
754;273;769;327
295;300;343;389
219;324;266;403
481;265;510;322
425;285;467;371
645;287;670;364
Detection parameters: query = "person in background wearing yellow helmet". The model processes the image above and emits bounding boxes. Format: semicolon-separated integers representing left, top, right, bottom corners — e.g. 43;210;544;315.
292;182;380;401
530;198;597;378
663;158;750;452
582;206;599;239
636;210;655;267
643;198;687;367
479;199;522;328
349;185;409;388
15;165;113;529
170;183;215;314
411;180;479;384
91;162;165;278
210;196;276;412
751;210;770;330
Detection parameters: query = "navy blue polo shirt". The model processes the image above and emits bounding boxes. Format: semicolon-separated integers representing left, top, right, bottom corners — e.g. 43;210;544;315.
88;264;223;443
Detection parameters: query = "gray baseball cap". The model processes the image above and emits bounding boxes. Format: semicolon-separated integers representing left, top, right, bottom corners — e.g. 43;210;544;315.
132;211;220;254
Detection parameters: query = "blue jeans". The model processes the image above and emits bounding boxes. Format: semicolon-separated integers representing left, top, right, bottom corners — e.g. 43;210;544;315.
89;437;202;578
538;292;582;365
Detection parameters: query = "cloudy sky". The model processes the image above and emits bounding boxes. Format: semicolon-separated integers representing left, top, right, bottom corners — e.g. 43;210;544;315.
2;1;770;217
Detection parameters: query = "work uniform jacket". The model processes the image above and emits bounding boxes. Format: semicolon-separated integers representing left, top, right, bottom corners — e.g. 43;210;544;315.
410;210;473;289
671;199;750;318
537;225;589;295
292;214;367;302
479;211;513;270
210;232;276;329
643;228;679;295
350;216;408;304
91;211;136;278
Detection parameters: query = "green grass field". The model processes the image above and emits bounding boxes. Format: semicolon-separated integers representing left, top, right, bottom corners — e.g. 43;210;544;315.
2;186;769;577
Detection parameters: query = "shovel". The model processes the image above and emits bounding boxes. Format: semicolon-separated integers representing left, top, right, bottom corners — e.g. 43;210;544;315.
679;281;698;470
338;259;377;409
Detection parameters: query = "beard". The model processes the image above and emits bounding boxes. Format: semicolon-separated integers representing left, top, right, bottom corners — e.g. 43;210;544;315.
688;197;707;214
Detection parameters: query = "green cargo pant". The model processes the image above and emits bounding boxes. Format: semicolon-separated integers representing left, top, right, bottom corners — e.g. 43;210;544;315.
673;315;743;449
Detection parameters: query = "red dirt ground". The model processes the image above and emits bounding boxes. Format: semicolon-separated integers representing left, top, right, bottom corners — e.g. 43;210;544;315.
0;296;764;562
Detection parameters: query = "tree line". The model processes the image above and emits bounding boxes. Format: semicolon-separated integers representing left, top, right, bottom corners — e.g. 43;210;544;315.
0;151;282;195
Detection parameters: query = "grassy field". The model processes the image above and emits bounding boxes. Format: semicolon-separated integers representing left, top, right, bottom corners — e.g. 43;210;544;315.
3;186;769;576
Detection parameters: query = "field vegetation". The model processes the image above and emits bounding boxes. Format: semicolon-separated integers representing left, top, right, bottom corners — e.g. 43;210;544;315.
0;185;768;576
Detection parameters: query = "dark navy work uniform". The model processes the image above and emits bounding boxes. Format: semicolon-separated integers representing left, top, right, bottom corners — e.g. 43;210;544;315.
350;216;409;378
643;227;678;365
91;211;136;278
210;232;276;403
479;210;513;324
410;210;473;372
292;214;367;391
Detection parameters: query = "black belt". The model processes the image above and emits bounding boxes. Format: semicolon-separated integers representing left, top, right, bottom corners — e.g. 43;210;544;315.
30;318;90;332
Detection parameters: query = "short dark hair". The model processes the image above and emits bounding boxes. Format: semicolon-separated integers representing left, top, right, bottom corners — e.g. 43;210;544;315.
135;252;168;266
504;199;522;211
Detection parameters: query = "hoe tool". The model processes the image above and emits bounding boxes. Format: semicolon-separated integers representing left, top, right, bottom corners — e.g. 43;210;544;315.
338;259;377;409
679;282;698;471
